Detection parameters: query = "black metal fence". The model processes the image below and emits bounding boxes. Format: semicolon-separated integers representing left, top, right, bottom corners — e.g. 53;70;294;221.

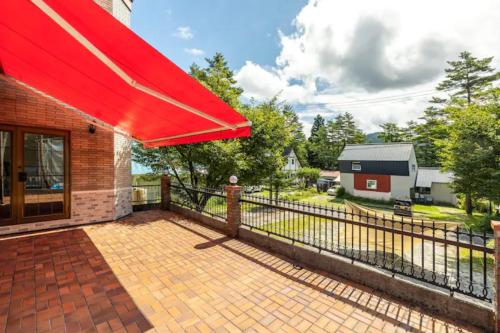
132;185;161;210
240;194;494;303
170;183;227;221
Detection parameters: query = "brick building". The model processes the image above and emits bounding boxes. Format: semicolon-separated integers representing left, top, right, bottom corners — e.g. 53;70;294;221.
0;0;134;235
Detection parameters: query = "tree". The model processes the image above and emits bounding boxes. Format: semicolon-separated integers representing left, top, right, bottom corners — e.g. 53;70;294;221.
297;167;321;188
414;107;448;167
307;114;327;168
439;105;499;214
133;54;291;210
328;112;365;167
437;51;498;105
378;122;404;143
283;105;308;166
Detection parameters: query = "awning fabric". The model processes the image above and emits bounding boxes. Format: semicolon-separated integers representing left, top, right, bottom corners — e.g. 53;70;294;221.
0;0;251;147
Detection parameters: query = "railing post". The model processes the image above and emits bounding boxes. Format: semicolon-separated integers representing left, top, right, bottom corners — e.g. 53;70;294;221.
160;174;171;210
492;220;500;333
225;181;241;238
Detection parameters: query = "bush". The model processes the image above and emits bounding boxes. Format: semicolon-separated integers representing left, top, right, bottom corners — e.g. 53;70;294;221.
464;214;494;233
336;186;346;197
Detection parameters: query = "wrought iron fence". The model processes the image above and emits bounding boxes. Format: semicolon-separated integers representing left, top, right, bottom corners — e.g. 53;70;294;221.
132;185;161;210
170;183;227;221
240;194;494;303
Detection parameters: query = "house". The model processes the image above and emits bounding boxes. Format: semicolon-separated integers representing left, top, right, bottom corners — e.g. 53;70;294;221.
415;167;457;205
338;143;418;201
0;0;250;235
282;147;301;174
317;170;340;191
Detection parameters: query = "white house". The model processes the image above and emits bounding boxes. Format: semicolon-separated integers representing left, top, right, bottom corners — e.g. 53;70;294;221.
338;143;418;201
283;147;301;173
415;168;457;205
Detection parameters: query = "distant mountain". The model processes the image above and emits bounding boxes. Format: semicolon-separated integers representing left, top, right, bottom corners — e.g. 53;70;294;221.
365;132;383;143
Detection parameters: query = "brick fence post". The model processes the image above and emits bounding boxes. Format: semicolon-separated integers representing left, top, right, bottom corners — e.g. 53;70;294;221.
160;174;171;210
225;184;242;237
492;220;500;333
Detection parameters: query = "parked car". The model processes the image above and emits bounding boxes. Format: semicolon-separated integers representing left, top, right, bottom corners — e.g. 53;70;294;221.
326;187;337;196
244;185;263;193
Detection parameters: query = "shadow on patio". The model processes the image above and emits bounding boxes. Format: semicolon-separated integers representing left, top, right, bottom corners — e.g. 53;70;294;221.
0;228;152;333
0;210;482;332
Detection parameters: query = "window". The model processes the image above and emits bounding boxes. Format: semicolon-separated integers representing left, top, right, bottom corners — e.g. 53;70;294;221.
366;179;377;190
291;158;295;165
412;164;416;172
352;162;361;171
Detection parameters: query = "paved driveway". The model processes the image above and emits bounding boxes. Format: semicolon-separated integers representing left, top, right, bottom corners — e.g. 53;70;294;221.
0;211;480;332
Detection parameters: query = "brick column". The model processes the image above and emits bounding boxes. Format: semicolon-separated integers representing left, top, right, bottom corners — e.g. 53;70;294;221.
492;220;500;333
161;174;171;210
225;185;242;237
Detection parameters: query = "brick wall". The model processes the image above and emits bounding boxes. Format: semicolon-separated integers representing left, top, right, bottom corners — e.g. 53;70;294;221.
0;75;130;235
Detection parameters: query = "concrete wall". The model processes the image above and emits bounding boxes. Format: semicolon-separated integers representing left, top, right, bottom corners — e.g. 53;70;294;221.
340;172;354;195
353;189;391;201
431;183;458;206
112;0;133;27
390;175;414;200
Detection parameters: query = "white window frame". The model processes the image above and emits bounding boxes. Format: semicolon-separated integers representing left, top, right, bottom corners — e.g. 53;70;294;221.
352;162;361;171
366;179;377;190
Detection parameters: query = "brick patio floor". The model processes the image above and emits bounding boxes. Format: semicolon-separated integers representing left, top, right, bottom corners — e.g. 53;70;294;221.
0;210;481;333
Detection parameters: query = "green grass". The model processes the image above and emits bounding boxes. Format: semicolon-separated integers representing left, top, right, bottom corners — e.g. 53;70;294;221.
256;187;487;227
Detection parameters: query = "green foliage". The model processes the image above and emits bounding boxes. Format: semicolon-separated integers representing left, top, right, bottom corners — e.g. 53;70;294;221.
307;112;365;169
296;167;320;188
378;122;404;142
437;51;498;105
336;186;345;197
414;107;449;167
133;54;292;204
439;104;499;214
283;106;308;166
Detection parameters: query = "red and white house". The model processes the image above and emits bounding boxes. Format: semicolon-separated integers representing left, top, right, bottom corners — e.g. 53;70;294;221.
0;0;251;235
338;143;418;201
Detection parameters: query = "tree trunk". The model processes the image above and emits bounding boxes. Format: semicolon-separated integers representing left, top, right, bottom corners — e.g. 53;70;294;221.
465;193;473;215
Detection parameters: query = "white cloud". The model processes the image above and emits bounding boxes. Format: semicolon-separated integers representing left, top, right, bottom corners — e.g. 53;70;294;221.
184;48;205;56
173;26;194;40
235;0;500;134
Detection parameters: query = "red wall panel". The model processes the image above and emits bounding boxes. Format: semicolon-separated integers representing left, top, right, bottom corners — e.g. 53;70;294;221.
354;174;391;192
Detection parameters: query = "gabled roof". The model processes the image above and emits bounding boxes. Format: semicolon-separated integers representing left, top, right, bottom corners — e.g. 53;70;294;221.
283;146;294;157
319;170;340;178
416;168;454;187
338;143;414;161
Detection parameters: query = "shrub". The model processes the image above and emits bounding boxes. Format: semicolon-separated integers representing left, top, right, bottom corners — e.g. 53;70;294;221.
336;186;346;197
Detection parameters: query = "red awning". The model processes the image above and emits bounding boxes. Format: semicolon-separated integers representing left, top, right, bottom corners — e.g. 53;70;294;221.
0;0;251;147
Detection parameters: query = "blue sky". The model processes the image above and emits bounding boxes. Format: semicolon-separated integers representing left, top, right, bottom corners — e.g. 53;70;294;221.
131;0;306;72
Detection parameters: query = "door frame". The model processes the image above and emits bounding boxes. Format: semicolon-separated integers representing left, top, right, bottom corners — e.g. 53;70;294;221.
0;124;16;226
0;124;71;226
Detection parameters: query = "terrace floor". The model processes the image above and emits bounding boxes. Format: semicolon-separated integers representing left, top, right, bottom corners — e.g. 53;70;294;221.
0;210;481;333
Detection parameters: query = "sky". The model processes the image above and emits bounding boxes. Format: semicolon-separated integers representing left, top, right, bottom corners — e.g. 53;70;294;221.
131;0;499;173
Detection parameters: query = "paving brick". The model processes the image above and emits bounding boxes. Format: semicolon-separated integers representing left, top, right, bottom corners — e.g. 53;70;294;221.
0;211;483;332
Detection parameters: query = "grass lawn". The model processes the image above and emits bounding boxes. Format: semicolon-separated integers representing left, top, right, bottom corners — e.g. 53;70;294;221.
256;187;485;227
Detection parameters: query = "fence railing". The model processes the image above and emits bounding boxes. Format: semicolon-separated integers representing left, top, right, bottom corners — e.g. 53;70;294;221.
132;185;161;208
239;193;494;303
170;183;227;221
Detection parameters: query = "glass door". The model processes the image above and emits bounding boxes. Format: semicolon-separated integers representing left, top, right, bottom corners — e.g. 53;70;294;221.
21;129;69;222
0;125;70;226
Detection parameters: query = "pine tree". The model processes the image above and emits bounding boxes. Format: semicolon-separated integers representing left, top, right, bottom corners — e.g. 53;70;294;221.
437;51;498;105
378;123;404;143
